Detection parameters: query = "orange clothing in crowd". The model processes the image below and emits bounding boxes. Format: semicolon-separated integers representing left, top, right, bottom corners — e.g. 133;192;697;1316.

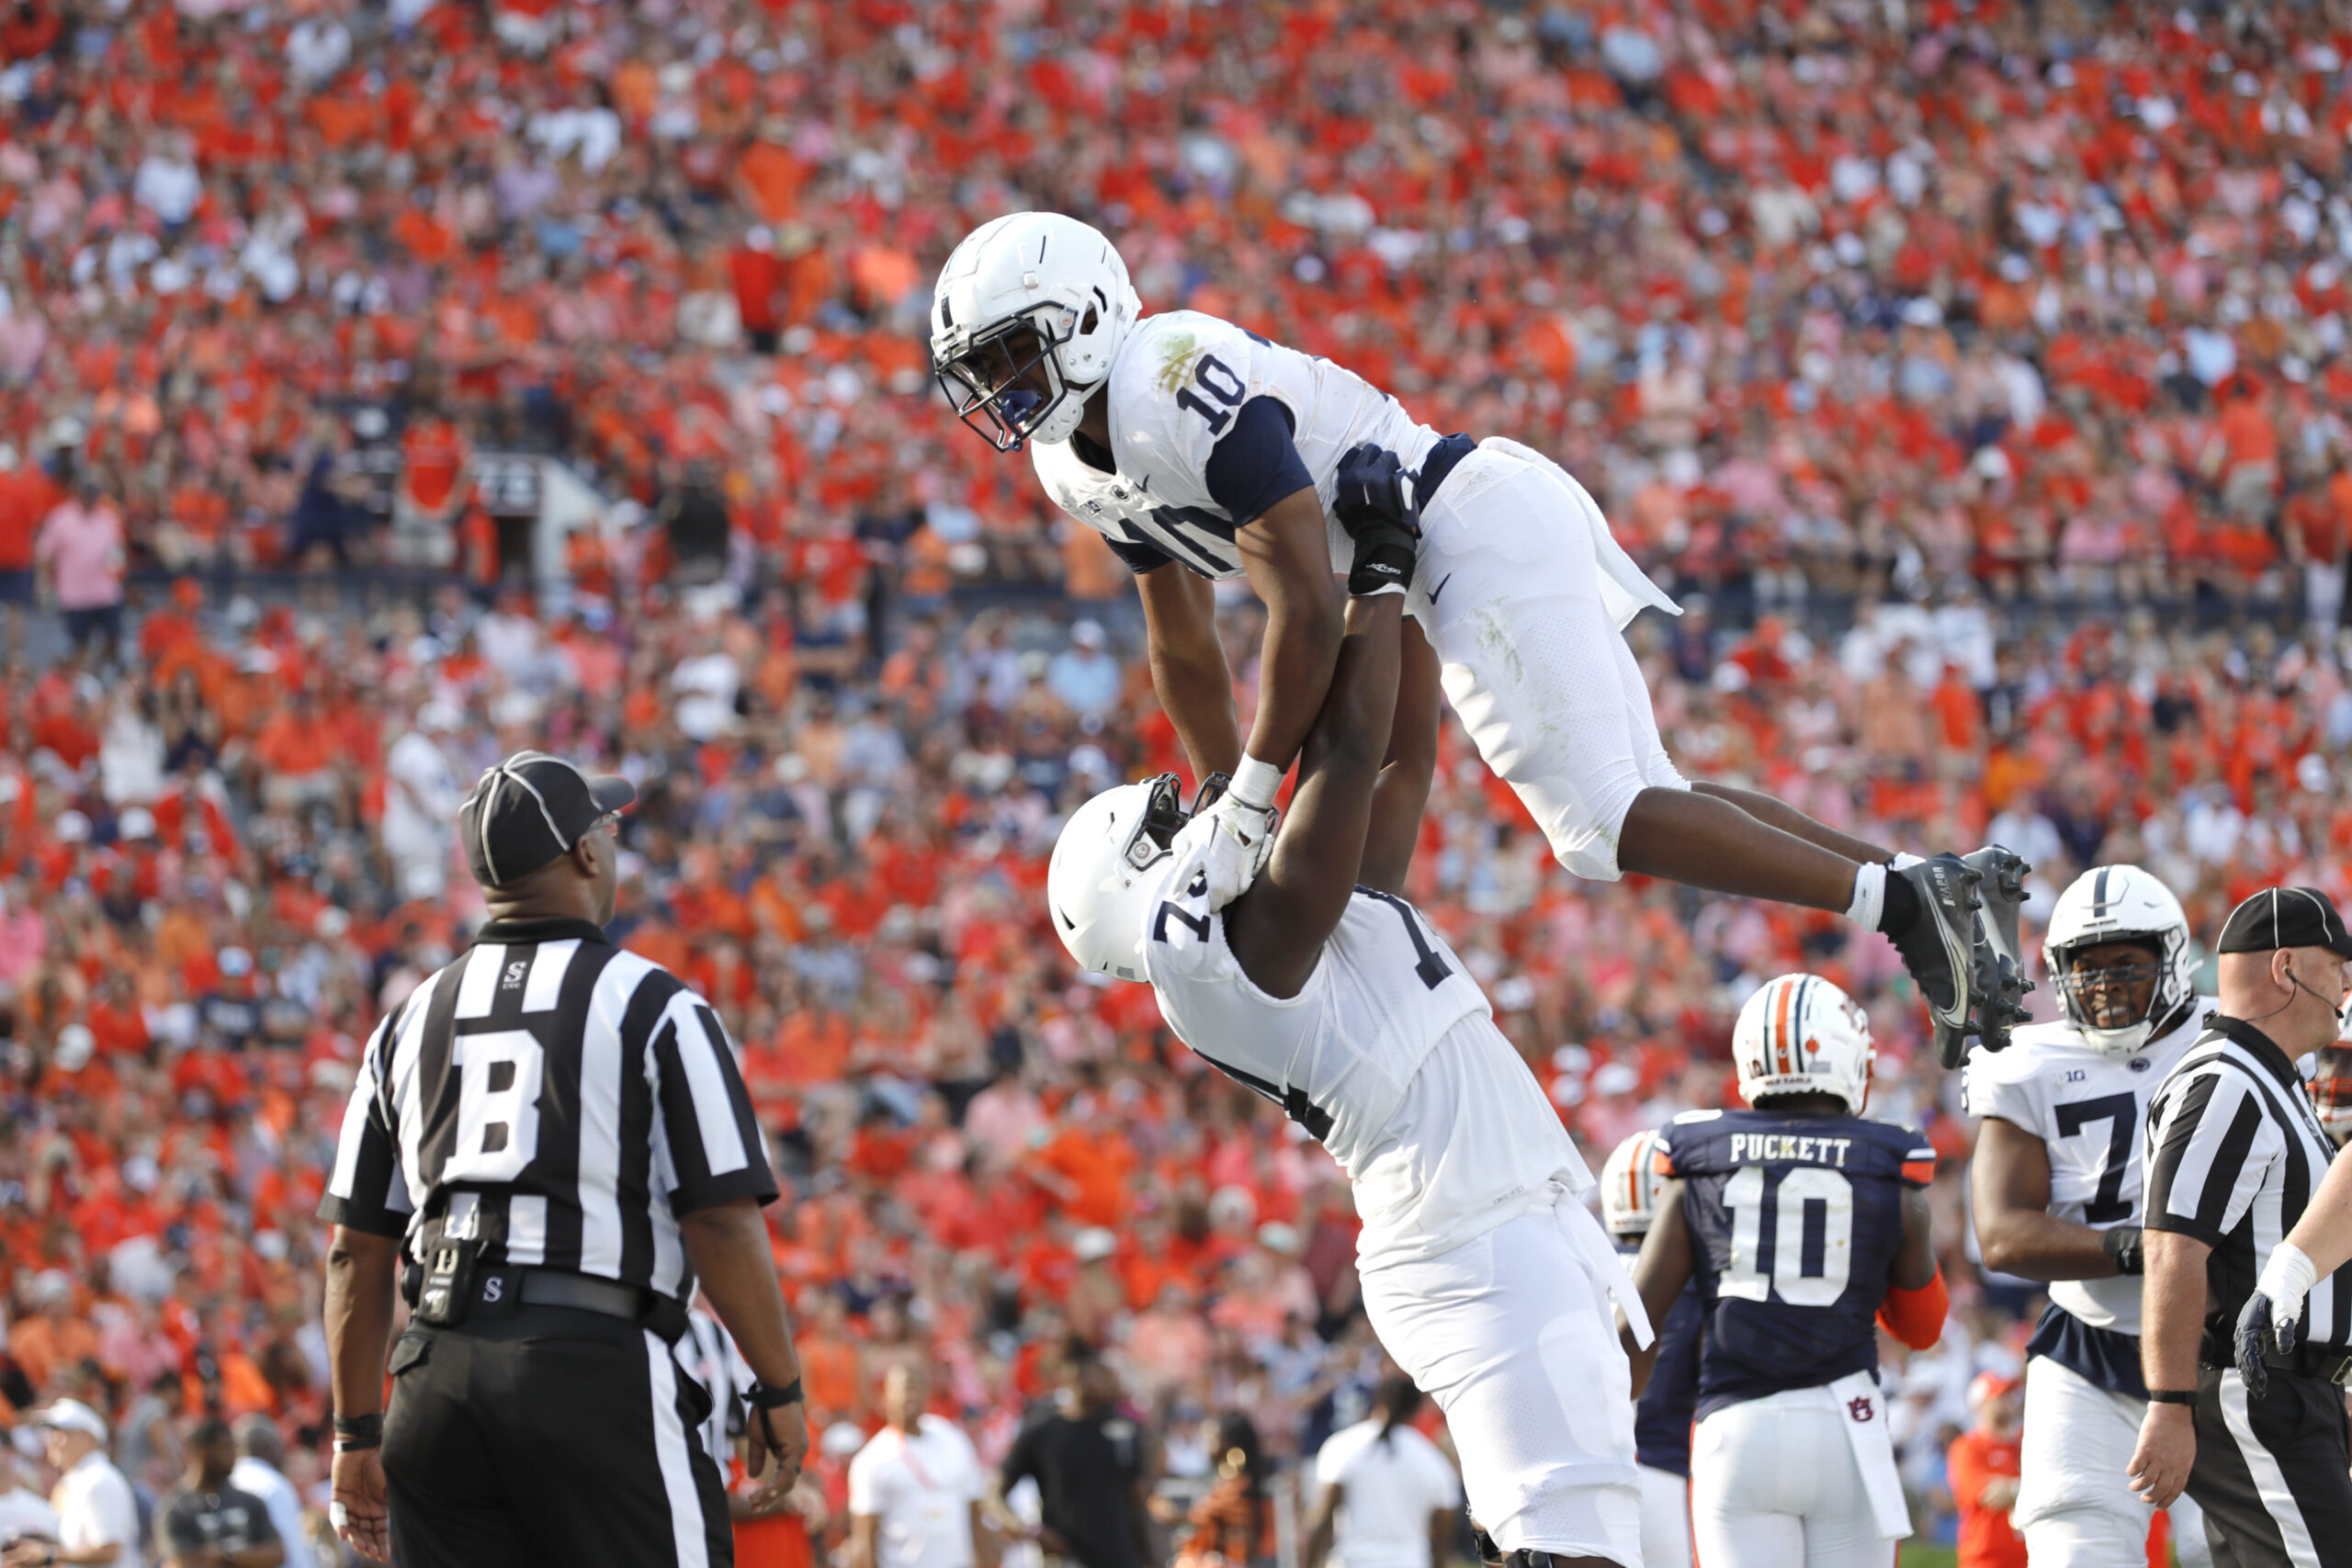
1947;1427;2026;1568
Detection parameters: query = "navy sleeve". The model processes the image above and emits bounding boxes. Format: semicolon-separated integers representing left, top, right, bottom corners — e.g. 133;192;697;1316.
1104;530;1174;574
1204;396;1314;525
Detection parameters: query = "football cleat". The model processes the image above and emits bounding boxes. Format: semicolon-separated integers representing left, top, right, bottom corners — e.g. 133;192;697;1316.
1963;844;2036;1054
1890;853;1994;1070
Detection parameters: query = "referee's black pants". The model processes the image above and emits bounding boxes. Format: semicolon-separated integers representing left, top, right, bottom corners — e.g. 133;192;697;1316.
382;1304;733;1567
2188;1364;2352;1568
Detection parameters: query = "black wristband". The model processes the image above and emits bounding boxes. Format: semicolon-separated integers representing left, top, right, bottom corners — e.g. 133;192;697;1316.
2102;1224;2145;1276
334;1434;383;1453
748;1378;804;1409
334;1413;384;1442
2145;1387;2197;1405
1348;534;1416;597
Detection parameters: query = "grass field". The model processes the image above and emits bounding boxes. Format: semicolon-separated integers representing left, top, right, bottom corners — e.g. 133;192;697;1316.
1898;1548;1958;1568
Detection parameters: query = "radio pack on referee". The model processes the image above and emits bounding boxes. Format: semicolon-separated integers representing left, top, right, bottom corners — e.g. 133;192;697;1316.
405;1201;522;1327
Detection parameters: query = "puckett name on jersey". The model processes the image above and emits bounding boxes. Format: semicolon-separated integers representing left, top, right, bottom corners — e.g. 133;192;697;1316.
1724;1133;1860;1168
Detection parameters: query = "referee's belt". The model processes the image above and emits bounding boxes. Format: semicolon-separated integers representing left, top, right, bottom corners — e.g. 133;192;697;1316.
509;1269;690;1343
2215;1345;2352;1386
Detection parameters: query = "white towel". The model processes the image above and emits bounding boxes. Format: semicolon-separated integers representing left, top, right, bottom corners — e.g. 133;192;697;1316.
1481;436;1683;629
1555;1186;1655;1349
1827;1369;1914;1540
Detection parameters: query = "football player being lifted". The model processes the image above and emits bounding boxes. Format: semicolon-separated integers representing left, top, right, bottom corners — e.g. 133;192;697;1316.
931;210;2027;1064
1047;501;1652;1567
1963;866;2214;1567
1625;974;1947;1568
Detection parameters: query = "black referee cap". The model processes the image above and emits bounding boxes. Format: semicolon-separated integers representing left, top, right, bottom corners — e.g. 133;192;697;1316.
2217;886;2352;959
458;751;636;888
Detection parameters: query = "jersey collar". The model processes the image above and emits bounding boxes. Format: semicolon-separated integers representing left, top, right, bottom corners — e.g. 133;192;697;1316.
472;916;611;946
2205;1014;2303;1089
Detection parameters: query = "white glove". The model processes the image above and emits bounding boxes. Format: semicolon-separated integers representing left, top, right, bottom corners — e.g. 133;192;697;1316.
2259;1242;2321;1352
1173;792;1278;911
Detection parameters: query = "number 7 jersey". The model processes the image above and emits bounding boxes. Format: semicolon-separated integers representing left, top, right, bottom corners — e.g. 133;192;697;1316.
1960;998;2215;1335
1661;1109;1934;1419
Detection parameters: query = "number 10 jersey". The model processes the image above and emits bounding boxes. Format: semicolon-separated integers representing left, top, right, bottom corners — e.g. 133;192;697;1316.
1661;1109;1934;1419
1031;310;1444;580
1960;999;2215;1335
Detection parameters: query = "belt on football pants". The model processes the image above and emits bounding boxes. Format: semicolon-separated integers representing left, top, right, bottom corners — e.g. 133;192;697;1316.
2211;1346;2352;1385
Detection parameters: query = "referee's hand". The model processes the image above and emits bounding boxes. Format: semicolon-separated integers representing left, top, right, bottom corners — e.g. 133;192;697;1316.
2127;1402;2196;1511
745;1399;809;1507
332;1446;392;1562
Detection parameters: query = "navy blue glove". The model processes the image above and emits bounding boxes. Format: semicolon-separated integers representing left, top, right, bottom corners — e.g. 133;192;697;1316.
1333;443;1418;597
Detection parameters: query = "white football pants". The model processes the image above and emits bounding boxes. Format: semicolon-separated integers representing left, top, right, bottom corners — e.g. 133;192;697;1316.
1408;438;1686;882
1361;1191;1645;1568
1690;1389;1891;1568
2017;1355;2211;1568
1639;1463;1692;1568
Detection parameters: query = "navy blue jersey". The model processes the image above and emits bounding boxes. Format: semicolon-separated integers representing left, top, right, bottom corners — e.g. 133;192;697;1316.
1662;1109;1934;1419
1624;1257;1702;1477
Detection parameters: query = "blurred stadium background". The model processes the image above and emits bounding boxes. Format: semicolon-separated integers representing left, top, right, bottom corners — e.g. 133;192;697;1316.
1;0;2346;1561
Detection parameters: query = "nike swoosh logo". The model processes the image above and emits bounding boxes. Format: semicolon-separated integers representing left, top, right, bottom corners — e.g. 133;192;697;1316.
1135;473;1150;493
1427;573;1453;604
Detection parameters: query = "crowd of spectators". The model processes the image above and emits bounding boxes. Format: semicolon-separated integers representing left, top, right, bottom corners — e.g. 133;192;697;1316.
0;0;2348;614
2;0;2352;1557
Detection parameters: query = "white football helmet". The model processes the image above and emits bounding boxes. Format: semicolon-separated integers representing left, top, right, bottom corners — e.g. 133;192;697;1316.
1733;973;1874;1112
932;212;1142;450
2042;864;2196;1058
1600;1128;1672;1239
1047;774;1187;983
2312;1043;2352;1146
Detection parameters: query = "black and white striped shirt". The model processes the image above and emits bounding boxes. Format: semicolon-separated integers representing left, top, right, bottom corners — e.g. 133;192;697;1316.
317;917;777;1303
2144;1015;2352;1359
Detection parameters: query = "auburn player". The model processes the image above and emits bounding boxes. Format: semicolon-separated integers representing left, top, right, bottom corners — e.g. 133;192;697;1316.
1600;1130;1701;1568
1624;975;1947;1568
931;209;2028;1066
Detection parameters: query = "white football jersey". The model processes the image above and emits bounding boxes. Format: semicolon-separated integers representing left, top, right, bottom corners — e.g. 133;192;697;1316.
1962;998;2217;1333
1032;310;1443;580
1138;835;1487;1174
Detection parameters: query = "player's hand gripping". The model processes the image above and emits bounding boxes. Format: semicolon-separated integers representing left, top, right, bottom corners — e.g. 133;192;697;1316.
1173;770;1278;912
1333;442;1419;598
2234;1242;2319;1397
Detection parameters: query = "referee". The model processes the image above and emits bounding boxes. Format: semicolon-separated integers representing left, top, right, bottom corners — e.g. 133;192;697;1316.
2128;887;2352;1565
318;751;811;1566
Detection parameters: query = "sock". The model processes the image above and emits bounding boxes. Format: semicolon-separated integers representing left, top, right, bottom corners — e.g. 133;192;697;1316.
1846;862;1886;930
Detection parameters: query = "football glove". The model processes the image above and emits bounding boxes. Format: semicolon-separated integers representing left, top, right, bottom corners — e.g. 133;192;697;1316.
1334;442;1419;597
1170;792;1278;911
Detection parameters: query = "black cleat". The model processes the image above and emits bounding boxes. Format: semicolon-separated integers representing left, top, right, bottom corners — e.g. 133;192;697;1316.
1963;844;2036;1054
1890;852;1992;1070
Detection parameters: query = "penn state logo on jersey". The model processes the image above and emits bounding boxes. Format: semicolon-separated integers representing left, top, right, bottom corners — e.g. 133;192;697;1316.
1662;1109;1933;1418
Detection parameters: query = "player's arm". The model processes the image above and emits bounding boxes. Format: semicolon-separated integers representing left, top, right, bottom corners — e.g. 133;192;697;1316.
1301;1480;1340;1568
1355;616;1442;897
1223;592;1406;998
1136;564;1242;781
1970;1115;2132;1280
1234;484;1346;777
1623;1177;1695;1392
1876;1176;1949;1349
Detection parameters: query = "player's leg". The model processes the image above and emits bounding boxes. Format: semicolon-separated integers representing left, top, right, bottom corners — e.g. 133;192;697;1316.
2014;1357;2161;1568
1359;1195;1645;1568
1413;444;2015;1062
1687;1399;1808;1568
1635;1464;1692;1568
